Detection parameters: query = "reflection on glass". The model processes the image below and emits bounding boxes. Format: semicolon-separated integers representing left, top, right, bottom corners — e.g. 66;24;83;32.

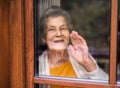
34;0;111;81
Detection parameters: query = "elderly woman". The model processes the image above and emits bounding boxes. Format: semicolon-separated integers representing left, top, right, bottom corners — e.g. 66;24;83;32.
38;6;108;80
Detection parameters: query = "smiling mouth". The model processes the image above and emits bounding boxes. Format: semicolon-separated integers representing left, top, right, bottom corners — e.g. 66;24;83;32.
54;40;64;43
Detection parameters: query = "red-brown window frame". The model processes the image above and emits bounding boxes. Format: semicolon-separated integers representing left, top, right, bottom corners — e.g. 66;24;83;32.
25;0;119;88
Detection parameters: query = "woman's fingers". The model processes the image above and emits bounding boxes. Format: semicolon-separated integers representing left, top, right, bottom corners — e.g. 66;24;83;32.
70;31;79;45
70;31;77;45
70;31;86;46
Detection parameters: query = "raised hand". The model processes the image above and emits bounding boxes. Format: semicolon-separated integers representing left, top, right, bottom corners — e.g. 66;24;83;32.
69;31;97;72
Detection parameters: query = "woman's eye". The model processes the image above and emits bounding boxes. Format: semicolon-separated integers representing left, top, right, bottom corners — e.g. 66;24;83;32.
48;28;54;31
61;28;67;30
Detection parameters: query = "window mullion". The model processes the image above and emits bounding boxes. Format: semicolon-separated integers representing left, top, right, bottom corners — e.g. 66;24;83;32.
109;0;118;85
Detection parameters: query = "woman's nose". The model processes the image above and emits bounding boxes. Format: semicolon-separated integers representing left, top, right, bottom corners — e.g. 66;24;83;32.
56;29;62;36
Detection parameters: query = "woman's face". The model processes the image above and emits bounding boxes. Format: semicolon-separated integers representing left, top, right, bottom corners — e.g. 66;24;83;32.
45;16;70;51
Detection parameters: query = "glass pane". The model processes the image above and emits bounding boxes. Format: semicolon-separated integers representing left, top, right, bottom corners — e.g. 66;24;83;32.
61;0;110;74
34;0;110;81
117;0;120;83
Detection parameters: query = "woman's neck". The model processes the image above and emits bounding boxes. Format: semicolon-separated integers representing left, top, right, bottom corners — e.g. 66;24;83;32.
48;49;69;68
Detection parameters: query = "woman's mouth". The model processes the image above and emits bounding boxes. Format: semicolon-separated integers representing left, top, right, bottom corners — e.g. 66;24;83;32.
54;40;64;43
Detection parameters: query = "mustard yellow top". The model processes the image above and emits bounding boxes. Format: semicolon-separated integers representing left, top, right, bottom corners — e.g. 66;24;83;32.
50;60;76;77
50;60;77;88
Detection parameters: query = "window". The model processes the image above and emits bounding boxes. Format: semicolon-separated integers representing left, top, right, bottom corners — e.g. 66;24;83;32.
25;0;119;88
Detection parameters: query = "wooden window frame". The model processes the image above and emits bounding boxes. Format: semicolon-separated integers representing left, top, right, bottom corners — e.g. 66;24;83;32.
25;0;119;88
